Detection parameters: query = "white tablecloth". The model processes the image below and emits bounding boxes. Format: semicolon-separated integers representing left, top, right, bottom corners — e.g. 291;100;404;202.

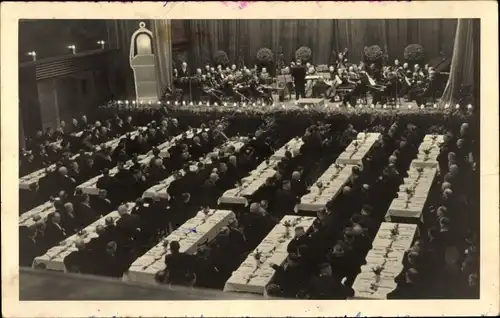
295;164;354;212
385;168;436;222
218;137;304;206
411;134;444;169
336;132;380;165
223;215;316;295
218;160;278;205
143;138;247;200
32;202;136;271
77;129;197;195
19;200;55;227
125;209;235;285
270;137;304;160
353;222;418;299
20;130;142;190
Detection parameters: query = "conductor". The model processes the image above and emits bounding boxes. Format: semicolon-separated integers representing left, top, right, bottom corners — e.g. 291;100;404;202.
291;59;306;100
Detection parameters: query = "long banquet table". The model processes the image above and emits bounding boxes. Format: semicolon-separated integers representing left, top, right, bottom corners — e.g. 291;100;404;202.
125;209;235;285
295;163;354;212
19;129;143;190
385;166;437;223
411;134;444;169
336;132;380;166
223;215;316;295
142;137;248;200
32;202;136;272
77;128;206;195
270;137;304;160
218;137;303;206
19;200;55;227
352;222;419;299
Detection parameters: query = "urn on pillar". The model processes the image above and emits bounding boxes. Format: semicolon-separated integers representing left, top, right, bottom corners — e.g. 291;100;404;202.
130;22;160;104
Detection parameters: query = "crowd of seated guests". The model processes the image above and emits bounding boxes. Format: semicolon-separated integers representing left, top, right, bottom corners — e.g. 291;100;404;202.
255;122;413;299
387;121;479;299
151;122;381;292
20;116;190;213
28;115;278;279
19;190;115;267
21;106;479;300
21;115;133;176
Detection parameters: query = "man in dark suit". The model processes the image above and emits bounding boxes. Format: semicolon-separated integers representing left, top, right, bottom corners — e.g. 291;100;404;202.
291;59;306;100
95;241;126;278
86;224;112;256
90;190;114;216
189;136;205;160
287;226;308;255
97;168;116;193
115;204;141;242
272;180;297;218
170;193;196;230
45;212;67;246
61;202;82;235
64;239;95;274
167;170;185;202
164;240;197;286
243;203;277;250
19;226;42;267
55;166;77;195
387;268;422;299
306;263;354;299
77;194;101;225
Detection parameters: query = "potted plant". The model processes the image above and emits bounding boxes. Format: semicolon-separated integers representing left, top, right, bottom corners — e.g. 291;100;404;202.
404;44;425;67
256;47;274;75
213;50;229;68
295;46;312;63
363;45;386;68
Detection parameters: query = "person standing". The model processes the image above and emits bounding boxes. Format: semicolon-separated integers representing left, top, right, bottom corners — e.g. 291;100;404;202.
291;59;306;100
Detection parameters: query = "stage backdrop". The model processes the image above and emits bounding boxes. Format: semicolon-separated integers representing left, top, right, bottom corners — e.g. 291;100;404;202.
185;19;458;67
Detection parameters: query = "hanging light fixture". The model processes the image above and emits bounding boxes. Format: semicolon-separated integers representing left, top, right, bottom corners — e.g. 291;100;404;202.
97;40;106;49
67;45;76;54
26;51;37;61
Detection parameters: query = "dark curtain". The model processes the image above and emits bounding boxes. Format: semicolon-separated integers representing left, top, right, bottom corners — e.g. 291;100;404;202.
185;19;457;67
439;19;480;107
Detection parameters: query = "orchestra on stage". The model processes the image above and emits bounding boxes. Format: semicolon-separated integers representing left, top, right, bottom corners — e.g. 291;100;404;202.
165;49;443;106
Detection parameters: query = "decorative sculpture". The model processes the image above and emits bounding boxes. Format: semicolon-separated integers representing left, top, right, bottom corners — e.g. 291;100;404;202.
129;22;160;103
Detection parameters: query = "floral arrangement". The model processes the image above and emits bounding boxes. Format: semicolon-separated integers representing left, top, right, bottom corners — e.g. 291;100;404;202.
404;187;415;208
363;45;385;62
372;264;384;276
213;50;230;66
404;44;425;61
253;249;262;261
295;46;312;62
390;224;400;237
256;47;274;64
423;148;432;161
349;140;361;159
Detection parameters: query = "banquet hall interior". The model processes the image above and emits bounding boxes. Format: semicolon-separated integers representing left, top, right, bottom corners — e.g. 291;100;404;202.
18;18;480;300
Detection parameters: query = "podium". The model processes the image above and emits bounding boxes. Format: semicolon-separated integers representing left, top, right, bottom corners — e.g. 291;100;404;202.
130;22;160;103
